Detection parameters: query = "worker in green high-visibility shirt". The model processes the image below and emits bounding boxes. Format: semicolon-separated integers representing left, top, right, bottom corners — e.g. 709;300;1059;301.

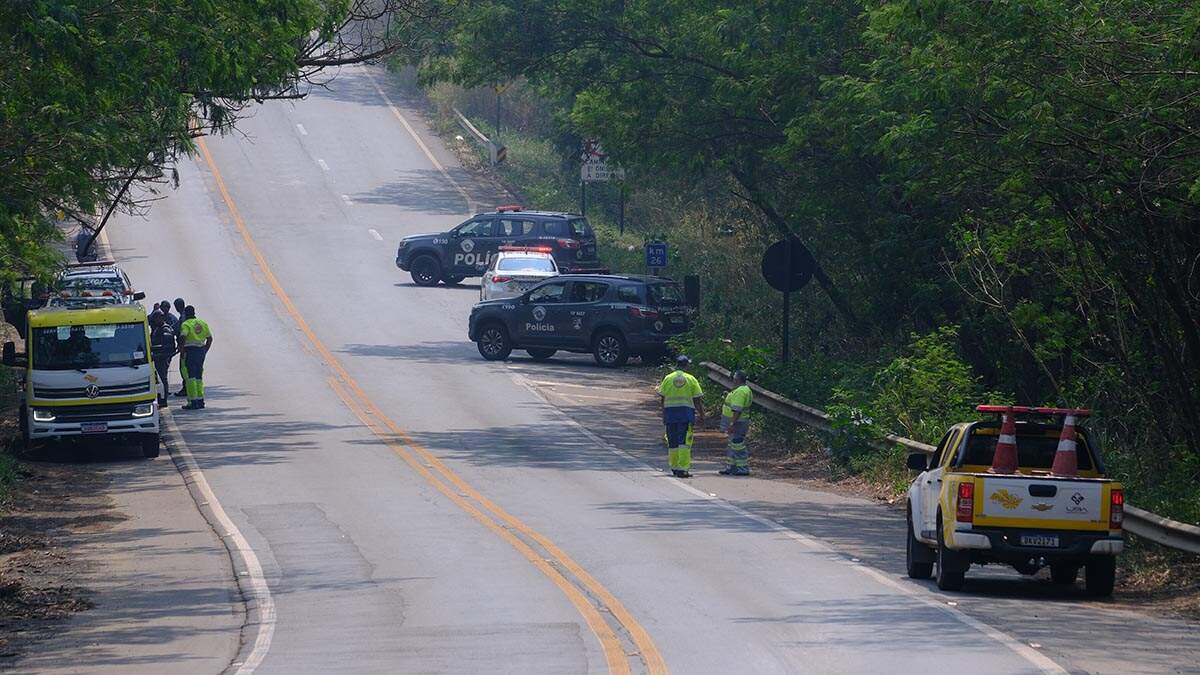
177;305;213;410
719;370;754;476
658;355;705;478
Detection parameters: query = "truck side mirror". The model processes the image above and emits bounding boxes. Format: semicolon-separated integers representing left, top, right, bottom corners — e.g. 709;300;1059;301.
906;453;929;471
2;341;15;367
132;291;146;301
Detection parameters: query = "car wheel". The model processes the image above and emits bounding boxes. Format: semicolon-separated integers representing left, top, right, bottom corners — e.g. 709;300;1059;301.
935;513;967;591
592;330;628;368
1050;564;1079;585
477;324;513;361
906;507;934;580
526;348;557;361
1084;557;1116;597
410;256;441;287
141;433;161;459
442;274;466;286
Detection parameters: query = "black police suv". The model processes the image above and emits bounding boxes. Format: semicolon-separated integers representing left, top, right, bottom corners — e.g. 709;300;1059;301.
396;206;607;286
468;275;691;367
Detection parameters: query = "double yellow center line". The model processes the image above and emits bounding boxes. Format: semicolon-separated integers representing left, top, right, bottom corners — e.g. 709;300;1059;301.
194;137;666;675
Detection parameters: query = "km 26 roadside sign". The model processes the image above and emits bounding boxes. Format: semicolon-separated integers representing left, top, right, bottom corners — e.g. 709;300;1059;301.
646;241;668;269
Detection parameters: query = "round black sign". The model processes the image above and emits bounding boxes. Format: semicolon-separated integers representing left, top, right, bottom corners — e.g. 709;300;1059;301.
761;240;816;293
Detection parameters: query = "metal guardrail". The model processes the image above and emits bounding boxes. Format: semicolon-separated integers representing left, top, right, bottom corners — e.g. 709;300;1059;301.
452;107;505;166
701;361;1200;555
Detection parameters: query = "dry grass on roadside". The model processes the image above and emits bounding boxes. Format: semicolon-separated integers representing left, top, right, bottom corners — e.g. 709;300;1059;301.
1116;538;1200;620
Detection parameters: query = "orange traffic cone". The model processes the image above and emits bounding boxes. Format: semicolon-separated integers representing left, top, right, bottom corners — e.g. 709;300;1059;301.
990;409;1018;474
1051;415;1079;476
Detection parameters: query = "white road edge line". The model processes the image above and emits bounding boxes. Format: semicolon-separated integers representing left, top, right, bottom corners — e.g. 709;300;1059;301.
296;123;308;136
361;68;477;215
162;411;276;674
368;228;384;241
509;371;1067;675
317;158;330;172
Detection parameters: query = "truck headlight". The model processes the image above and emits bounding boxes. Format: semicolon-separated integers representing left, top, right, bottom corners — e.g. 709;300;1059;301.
132;402;156;418
31;408;56;422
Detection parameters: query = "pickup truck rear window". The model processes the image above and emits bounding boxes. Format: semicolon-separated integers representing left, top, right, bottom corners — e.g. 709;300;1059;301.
961;430;1095;471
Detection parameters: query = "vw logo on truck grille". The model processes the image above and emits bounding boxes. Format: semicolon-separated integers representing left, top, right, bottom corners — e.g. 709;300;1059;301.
85;384;101;399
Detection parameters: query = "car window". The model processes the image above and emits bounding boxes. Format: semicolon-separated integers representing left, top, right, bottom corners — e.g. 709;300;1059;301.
496;219;535;237
568;218;593;238
528;281;567;304
543;221;569;237
647;283;684;306
455;218;493;238
617;286;642;304
498;256;555;272
569;282;608;303
930;429;954;469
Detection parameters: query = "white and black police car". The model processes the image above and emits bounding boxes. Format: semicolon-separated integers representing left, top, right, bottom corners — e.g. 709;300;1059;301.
468;275;691;367
395;206;607;287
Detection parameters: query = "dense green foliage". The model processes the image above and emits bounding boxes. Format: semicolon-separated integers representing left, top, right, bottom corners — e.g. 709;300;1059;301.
1;0;439;279
409;1;1200;519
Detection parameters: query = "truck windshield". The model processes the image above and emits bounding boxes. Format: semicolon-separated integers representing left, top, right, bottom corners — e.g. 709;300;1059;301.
31;322;148;370
962;429;1095;471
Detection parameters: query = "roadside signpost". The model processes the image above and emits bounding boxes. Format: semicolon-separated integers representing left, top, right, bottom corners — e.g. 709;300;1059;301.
646;241;668;273
580;140;626;216
760;239;816;363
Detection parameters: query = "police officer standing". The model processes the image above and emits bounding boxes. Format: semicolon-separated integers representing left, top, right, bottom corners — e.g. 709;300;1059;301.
149;312;176;408
718;370;754;476
178;305;213;410
659;355;704;478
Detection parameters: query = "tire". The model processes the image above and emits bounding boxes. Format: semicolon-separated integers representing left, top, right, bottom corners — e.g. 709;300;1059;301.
1084;557;1116;597
1050;564;1079;585
141;433;161;459
442;274;466;286
935;514;968;591
476;323;513;361
592;330;628;368
526;348;557;361
410;255;442;287
906;508;934;580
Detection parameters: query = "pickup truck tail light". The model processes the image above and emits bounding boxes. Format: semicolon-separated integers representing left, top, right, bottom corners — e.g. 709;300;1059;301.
556;238;580;250
628;306;659;319
1109;489;1124;530
956;482;975;523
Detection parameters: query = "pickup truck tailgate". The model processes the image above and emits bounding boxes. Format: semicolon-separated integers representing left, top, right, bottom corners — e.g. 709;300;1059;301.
976;476;1109;530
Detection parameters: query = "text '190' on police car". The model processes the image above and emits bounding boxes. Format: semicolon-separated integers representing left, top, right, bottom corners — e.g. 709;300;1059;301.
395;205;607;287
468;275;691;367
480;246;559;301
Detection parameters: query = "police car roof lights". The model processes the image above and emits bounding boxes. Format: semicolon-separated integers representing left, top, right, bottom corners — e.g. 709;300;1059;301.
496;204;524;213
498;245;554;253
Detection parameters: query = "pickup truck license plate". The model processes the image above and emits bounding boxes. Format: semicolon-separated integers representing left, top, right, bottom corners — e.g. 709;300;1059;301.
80;422;108;434
1021;534;1059;548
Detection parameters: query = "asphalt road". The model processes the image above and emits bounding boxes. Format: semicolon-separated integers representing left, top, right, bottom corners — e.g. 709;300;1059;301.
66;66;1197;673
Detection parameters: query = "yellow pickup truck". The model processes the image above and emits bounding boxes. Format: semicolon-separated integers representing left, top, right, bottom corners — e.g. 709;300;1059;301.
905;406;1124;595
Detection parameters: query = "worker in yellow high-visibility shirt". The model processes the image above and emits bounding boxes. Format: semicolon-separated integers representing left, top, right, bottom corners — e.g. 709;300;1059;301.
719;370;754;476
177;305;213;410
658;355;704;478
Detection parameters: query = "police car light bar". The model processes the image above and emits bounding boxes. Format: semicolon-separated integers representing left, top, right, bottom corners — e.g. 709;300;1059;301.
495;204;523;213
498;245;553;253
64;260;118;268
975;405;1092;418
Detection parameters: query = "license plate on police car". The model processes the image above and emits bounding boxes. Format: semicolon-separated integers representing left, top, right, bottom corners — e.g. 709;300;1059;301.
80;422;108;434
1020;534;1059;547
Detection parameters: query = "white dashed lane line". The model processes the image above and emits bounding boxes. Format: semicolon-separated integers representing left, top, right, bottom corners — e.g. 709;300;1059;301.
296;123;308;136
317;159;330;171
368;229;383;241
341;194;354;206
